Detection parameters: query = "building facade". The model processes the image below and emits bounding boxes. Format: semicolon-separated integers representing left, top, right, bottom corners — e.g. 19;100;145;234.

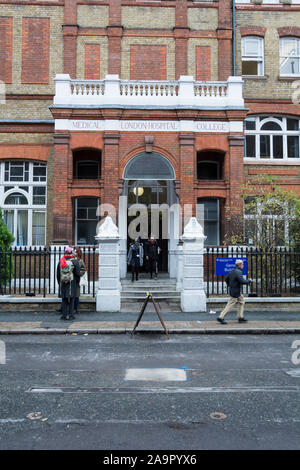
0;0;299;273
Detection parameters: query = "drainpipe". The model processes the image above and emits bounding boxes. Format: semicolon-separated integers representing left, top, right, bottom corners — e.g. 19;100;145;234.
232;0;236;76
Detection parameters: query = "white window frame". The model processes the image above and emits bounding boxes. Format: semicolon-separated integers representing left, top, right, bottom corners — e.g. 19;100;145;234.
241;36;264;76
244;116;300;161
279;37;300;77
0;161;47;247
244;199;290;247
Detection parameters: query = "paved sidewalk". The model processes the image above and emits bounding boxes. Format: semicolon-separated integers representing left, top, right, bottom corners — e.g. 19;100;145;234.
0;308;299;334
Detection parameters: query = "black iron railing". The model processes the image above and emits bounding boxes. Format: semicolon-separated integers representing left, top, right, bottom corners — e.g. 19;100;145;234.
204;246;300;297
0;246;98;297
0;246;299;298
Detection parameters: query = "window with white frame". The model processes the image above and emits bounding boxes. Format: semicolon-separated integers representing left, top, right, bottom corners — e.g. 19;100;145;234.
244;197;289;246
0;161;47;246
241;36;264;76
280;37;300;76
244;116;300;160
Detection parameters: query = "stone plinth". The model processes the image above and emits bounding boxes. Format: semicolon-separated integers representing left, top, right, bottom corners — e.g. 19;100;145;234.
95;217;121;312
180;217;206;312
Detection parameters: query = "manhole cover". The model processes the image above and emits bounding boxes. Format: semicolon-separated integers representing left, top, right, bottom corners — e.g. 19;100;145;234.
26;412;43;420
210;412;227;420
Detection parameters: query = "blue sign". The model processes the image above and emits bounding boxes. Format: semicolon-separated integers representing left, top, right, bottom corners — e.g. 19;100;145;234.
215;257;247;275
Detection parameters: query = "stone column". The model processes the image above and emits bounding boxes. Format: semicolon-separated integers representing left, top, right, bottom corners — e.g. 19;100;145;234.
180;217;206;312
95;216;121;312
102;133;120;223
179;133;196;229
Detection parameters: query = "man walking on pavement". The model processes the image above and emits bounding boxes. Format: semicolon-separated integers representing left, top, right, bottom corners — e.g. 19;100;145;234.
217;259;252;325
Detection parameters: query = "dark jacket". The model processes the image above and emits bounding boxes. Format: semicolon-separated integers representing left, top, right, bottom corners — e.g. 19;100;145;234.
225;267;251;298
57;256;81;299
127;243;144;267
145;240;160;261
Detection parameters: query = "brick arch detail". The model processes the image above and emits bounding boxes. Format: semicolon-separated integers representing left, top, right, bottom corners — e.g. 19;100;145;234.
239;26;267;38
120;146;178;180
278;27;300;38
0;144;51;162
197;148;226;155
70;132;104;150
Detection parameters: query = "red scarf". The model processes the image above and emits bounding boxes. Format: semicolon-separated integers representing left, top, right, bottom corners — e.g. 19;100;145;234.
60;255;73;269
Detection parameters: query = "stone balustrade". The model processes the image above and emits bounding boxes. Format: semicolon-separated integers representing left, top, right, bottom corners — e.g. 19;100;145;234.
53;74;244;109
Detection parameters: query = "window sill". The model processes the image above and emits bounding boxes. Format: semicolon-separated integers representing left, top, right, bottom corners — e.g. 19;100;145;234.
244;159;300;165
242;75;268;80
278;76;300;81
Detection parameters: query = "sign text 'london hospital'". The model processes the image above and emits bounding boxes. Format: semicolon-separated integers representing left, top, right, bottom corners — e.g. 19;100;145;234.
56;120;237;133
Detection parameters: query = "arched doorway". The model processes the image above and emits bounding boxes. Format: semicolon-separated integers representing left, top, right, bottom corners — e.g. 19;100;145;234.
120;152;177;276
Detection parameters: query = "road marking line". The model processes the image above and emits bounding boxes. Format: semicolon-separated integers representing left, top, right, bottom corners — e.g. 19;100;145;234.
27;385;300;393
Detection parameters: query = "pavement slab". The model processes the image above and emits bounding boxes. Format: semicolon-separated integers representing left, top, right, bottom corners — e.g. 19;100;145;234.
0;309;299;334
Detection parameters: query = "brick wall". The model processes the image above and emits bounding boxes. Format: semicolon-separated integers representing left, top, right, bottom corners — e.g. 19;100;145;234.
236;8;300;99
0;17;13;84
196;46;211;81
130;45;167;80
0;5;64;94
84;44;101;80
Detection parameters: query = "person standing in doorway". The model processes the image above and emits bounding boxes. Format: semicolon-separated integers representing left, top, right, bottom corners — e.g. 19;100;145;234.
127;238;144;282
145;236;160;280
57;246;81;320
217;259;252;324
74;246;87;316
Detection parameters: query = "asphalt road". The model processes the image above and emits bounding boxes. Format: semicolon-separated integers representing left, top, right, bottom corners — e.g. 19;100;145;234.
0;333;300;452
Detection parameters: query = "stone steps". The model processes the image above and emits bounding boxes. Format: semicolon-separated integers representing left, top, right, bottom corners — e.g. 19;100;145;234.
120;277;180;304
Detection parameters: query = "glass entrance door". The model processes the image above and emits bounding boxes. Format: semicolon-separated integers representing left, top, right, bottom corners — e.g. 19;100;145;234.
127;180;169;272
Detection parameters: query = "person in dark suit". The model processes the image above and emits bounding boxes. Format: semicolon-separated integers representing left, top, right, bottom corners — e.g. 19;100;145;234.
217;259;252;325
145;236;160;280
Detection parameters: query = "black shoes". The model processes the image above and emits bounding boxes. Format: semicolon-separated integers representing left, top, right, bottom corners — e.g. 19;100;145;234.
217;317;248;324
60;315;76;321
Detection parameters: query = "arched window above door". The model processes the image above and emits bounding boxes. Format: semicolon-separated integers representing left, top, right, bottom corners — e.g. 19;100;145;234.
123;152;175;180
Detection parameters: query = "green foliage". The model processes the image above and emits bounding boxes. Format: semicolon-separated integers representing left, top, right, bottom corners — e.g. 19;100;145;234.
224;175;300;249
0;208;14;288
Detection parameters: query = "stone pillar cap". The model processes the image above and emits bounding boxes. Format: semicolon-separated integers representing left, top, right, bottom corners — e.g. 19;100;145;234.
95;216;119;239
181;217;206;241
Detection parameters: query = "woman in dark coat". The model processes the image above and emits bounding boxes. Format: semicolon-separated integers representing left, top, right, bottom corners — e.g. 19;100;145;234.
56;246;81;320
74;246;87;315
127;239;144;282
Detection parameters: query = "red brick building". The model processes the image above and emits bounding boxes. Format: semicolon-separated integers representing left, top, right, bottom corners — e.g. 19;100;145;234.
0;0;299;274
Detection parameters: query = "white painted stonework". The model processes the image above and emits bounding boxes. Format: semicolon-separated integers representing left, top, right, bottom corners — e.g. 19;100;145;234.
53;74;244;109
180;217;207;313
95;217;121;312
55;119;243;133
